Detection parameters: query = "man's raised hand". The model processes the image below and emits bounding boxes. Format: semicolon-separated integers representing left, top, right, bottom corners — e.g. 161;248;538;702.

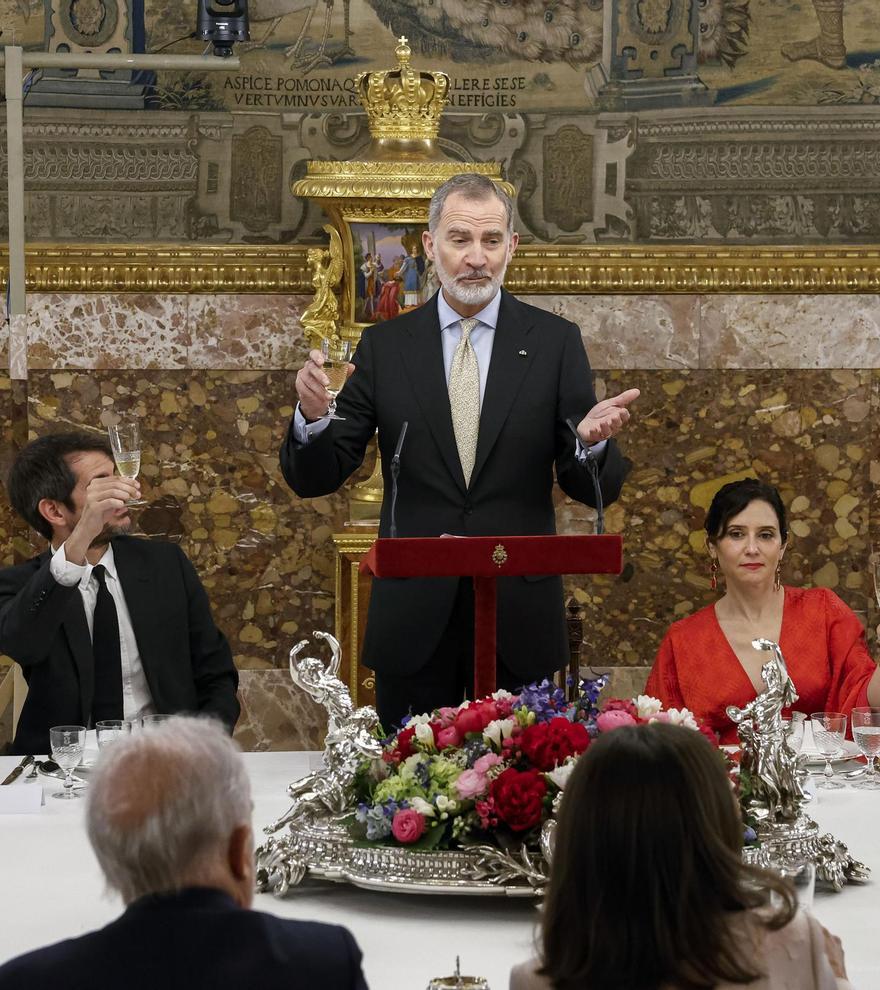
576;388;640;446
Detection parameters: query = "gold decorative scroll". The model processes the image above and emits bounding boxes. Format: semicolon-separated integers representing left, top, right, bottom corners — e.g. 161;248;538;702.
4;244;880;294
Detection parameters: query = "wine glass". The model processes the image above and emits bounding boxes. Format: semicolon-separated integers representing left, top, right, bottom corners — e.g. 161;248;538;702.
49;724;86;800
320;337;352;421
96;719;131;750
140;714;175;730
851;707;880;790
810;712;847;789
107;419;146;505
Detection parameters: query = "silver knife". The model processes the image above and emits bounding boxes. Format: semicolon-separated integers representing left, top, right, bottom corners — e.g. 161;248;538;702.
1;755;34;785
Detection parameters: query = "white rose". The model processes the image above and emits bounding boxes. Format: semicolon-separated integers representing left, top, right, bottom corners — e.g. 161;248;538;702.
409;797;436;817
407;713;432;726
415;722;436;748
635;695;662;720
491;689;516;702
546;761;576;790
666;707;699;730
436;794;458;813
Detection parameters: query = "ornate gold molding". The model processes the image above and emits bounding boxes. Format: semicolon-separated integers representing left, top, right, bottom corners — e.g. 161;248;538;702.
4;243;880;294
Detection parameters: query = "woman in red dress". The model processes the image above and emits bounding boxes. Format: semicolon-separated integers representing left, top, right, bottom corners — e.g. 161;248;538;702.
646;478;880;744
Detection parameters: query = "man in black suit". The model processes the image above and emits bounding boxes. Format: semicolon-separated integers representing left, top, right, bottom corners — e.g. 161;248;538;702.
281;173;639;729
0;717;368;990
0;432;239;755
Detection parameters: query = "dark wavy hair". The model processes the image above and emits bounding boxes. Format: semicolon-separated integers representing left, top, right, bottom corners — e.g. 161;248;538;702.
7;431;112;540
539;723;796;990
705;478;788;545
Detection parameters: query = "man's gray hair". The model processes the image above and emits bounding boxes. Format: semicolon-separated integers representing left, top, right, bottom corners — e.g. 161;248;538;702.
428;173;515;236
86;716;251;904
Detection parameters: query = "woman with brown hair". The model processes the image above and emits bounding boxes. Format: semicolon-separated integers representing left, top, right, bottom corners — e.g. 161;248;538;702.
646;478;880;744
510;723;850;990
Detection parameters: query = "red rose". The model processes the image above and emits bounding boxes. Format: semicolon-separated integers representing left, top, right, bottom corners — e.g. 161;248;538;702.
490;768;547;832
436;725;462;750
394;725;417;759
697;722;720;747
391;808;426;844
454;707;484;737
473;699;500;727
520;717;591;771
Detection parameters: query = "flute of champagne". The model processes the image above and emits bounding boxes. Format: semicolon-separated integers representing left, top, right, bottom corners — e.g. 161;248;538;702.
107;419;146;505
321;337;352;421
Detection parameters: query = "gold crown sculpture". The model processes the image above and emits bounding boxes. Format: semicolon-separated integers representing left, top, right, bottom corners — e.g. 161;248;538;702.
355;36;449;143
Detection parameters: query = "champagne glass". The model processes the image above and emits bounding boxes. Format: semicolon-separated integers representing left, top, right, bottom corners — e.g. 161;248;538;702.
851;707;880;790
810;712;847;789
782;711;806;754
49;724;86;800
320;337;352;421
96;719;131;750
107;419;146;505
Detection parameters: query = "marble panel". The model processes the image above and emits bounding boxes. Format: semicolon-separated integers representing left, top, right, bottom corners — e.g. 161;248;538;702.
27;293;189;370
557;368;878;669
0;376;26;568
700;295;880;370
522;294;700;370
26;370;375;672
187;294;312;370
234;668;327;752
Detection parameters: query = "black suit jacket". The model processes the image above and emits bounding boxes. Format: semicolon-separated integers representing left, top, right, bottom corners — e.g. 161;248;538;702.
280;289;629;682
0;887;368;990
0;535;240;755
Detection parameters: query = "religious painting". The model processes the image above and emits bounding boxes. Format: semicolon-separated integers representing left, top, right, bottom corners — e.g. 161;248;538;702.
350;222;431;326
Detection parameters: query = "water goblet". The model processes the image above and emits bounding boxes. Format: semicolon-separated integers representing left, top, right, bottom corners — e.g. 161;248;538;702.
96;719;131;750
49;724;86;800
320;337;352;421
810;712;847;789
851;707;880;790
107;419;146;505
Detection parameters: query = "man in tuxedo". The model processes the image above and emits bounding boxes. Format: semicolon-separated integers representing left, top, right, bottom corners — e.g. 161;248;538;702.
0;432;239;755
281;173;639;729
0;717;368;990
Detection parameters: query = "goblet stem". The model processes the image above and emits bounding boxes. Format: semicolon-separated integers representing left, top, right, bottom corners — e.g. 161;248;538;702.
824;758;834;779
63;768;75;798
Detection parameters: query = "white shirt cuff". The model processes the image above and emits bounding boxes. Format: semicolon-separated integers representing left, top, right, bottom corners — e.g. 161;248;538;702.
50;542;87;586
576;438;607;463
293;404;332;444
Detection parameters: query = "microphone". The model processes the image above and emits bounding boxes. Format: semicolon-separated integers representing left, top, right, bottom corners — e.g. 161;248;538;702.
566;417;604;535
389;420;408;539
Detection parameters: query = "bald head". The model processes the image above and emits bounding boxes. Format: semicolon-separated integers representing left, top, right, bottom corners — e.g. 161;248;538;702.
86;717;252;905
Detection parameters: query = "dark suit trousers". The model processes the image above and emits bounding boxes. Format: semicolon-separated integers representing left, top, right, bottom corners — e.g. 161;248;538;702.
374;578;523;732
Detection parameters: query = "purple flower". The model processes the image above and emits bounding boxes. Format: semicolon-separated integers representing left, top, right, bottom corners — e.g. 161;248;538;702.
518;679;567;722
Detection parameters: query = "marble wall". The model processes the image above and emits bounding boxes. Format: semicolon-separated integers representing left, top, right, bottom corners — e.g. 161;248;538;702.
3;291;879;749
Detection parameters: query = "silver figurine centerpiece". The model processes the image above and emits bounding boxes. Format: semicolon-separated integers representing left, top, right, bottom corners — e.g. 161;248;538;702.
255;633;551;897
730;639;869;891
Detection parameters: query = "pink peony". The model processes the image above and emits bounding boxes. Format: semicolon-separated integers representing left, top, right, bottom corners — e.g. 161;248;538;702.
455;768;489;800
473;752;503;775
436;706;459;727
391;808;426;844
596;709;638;733
435;725;463;750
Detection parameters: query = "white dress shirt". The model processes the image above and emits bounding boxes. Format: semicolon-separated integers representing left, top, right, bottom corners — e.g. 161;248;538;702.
293;289;605;458
50;542;156;723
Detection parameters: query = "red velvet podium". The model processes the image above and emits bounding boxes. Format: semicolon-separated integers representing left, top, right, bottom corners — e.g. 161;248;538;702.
359;535;623;699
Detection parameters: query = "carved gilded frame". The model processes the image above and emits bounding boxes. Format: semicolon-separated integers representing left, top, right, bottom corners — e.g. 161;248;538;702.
3;243;880;294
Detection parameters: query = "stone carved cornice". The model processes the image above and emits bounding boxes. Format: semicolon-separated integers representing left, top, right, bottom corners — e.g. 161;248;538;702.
3;243;880;294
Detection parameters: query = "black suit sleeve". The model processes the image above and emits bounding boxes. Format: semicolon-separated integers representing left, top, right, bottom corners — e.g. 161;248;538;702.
176;547;240;732
0;556;81;668
341;927;369;990
279;329;378;498
554;320;629;508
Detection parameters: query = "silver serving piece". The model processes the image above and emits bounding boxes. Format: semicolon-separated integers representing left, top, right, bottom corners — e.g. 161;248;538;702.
255;632;551;897
730;639;869;891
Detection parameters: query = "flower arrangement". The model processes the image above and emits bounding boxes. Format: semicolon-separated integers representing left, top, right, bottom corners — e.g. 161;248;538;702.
351;677;722;852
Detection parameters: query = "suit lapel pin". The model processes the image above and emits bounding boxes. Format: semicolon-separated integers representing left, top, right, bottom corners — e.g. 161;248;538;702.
518;349;527;357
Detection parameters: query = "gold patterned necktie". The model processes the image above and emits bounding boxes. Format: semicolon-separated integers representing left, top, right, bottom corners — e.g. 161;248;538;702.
448;317;481;485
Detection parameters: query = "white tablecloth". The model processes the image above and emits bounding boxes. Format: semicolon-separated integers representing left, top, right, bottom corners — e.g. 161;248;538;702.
1;751;878;989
